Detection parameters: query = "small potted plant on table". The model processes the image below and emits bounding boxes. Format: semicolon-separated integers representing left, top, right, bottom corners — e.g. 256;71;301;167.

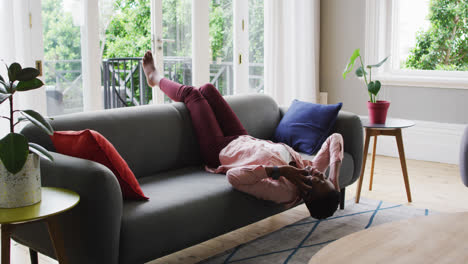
0;62;54;208
343;49;390;124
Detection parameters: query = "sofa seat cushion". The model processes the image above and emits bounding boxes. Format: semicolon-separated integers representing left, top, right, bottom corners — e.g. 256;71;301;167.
299;152;354;188
119;166;286;264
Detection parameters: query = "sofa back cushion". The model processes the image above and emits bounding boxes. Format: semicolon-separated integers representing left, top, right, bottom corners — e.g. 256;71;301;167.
225;93;280;140
22;103;201;178
21;93;281;178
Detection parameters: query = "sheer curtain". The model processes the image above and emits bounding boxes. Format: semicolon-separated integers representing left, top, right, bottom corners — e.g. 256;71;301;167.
264;0;320;106
0;0;47;137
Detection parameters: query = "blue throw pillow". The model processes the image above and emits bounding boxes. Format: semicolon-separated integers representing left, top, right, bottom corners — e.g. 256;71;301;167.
274;100;343;155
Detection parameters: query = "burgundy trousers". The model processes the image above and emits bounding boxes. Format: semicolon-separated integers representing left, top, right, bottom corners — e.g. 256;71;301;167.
159;78;248;167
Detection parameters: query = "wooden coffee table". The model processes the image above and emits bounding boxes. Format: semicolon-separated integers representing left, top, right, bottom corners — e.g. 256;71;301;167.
309;212;468;264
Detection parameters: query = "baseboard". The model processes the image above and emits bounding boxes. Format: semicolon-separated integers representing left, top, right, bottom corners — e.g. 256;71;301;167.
359;117;466;165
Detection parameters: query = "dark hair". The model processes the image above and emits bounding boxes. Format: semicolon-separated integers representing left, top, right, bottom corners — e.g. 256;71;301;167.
303;190;341;220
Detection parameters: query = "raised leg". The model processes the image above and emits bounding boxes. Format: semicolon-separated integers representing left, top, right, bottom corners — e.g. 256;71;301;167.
158;79;226;167
46;216;68;264
143;51;240;167
199;83;247;137
395;128;412;202
311;134;344;192
355;128;371;203
29;249;38;264
369;135;378;191
1;224;13;264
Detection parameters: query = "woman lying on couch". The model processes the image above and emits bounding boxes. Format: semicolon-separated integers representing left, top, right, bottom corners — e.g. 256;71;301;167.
142;51;342;219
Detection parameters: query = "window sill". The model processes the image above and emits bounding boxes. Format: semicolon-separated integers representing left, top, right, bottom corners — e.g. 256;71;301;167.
376;72;468;90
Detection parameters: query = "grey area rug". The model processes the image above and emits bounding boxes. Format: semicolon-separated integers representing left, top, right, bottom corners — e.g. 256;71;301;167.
200;198;432;264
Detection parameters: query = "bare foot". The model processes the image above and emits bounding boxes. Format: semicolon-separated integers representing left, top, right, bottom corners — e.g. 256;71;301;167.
142;51;162;87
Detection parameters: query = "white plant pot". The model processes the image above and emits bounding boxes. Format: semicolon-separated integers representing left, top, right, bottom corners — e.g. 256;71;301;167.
0;154;42;208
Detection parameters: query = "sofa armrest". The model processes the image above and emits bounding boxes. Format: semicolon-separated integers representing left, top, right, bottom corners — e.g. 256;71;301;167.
12;152;123;264
332;111;363;186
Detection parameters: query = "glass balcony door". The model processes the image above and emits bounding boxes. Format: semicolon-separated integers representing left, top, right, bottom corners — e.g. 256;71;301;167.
42;0;84;116
150;0;192;103
39;0;263;112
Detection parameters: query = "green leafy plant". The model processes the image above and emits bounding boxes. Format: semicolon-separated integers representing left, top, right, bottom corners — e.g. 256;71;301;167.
0;62;54;174
342;49;389;103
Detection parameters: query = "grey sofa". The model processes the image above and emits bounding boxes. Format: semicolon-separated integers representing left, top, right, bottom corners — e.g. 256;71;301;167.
13;93;363;264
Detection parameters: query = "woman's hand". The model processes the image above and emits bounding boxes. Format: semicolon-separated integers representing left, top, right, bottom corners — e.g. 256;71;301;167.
305;166;324;178
278;166;313;194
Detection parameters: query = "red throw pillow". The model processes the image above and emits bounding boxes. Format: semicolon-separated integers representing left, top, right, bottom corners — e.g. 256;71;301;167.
51;130;148;200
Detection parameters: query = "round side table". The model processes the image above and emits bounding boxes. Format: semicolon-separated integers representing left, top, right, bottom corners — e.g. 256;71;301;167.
356;118;415;203
0;187;80;264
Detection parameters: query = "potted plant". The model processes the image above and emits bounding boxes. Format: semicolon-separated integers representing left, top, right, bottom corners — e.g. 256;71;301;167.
0;62;54;208
343;48;390;124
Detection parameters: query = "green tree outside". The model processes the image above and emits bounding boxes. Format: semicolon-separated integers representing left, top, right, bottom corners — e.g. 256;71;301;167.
404;0;468;71
209;0;233;62
43;0;264;72
42;0;265;105
209;0;264;64
249;0;264;92
249;0;264;65
42;0;83;112
103;0;152;59
208;0;264;93
103;0;192;59
43;0;81;61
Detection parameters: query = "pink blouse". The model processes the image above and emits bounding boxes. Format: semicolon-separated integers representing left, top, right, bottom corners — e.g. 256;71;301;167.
209;134;344;206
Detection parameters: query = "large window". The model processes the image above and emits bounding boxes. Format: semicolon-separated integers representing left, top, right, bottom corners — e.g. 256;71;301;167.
101;0;153;108
162;0;192;85
209;0;233;95
395;0;431;70
248;0;264;93
41;0;264;114
209;0;264;95
101;0;192;106
366;0;468;89
397;0;467;71
42;0;83;116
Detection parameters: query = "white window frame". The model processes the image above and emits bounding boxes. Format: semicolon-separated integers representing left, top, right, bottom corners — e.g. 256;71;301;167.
233;0;250;94
152;0;256;98
365;0;468;89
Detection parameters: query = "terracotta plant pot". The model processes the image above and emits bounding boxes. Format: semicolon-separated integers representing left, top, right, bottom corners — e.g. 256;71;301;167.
367;100;390;124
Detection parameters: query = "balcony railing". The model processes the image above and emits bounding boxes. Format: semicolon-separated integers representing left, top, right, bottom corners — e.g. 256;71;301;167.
102;58;150;109
43;59;83;116
44;57;264;114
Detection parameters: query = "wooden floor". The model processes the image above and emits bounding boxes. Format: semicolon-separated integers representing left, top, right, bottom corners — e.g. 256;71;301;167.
3;155;467;264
